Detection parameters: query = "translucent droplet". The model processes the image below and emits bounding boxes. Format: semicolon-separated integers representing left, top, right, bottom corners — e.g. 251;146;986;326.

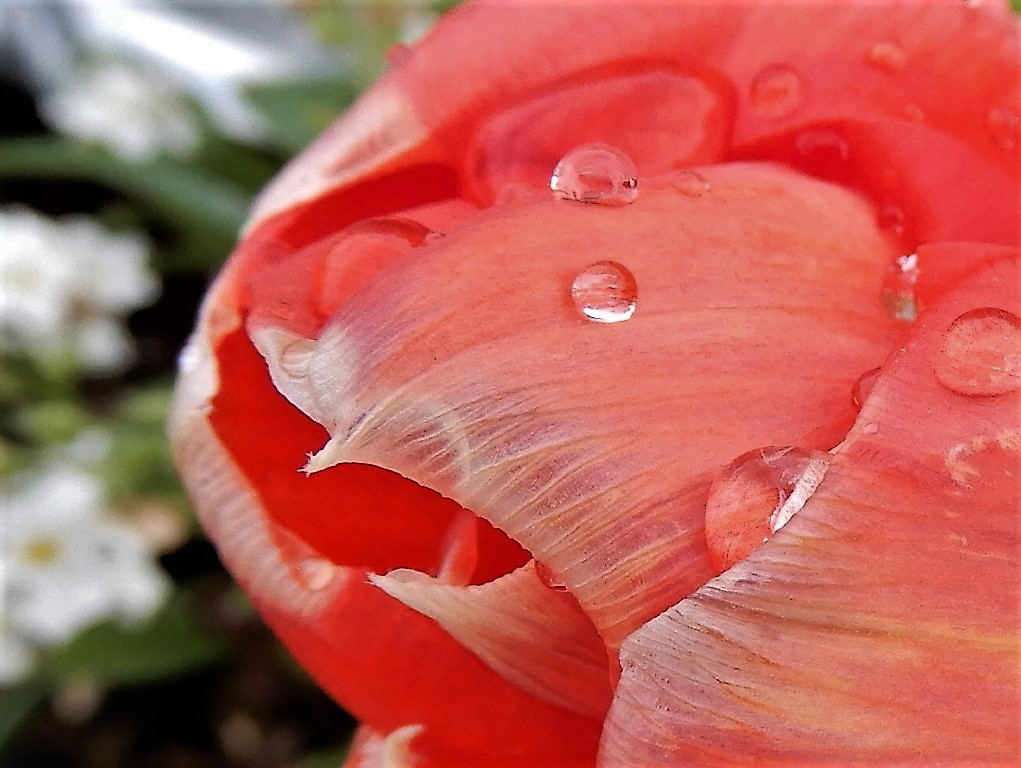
868;41;906;72
851;367;881;410
794;129;851;178
987;107;1018;153
550;144;638;205
347;216;436;246
279;338;316;378
671;170;711;197
534;561;567;591
295;557;336;591
936;308;1021;397
749;63;805;120
882;252;920;322
876;204;905;238
704;446;830;572
902;103;926;122
570;260;638;323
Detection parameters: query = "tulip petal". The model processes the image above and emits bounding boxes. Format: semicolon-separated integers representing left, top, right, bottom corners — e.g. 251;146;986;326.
340;724;424;768
269;163;899;647
170;299;601;767
370;562;612;717
600;257;1019;764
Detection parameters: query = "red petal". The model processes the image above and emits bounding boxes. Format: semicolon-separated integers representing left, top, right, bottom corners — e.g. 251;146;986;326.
267;163;899;647
601;257;1019;764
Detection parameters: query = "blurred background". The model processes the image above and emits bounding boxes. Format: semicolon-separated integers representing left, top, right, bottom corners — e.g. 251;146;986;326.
0;2;452;766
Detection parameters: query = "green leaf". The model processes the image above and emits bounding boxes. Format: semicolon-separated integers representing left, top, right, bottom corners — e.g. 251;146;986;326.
40;593;227;686
0;681;47;751
246;78;358;155
0;138;249;244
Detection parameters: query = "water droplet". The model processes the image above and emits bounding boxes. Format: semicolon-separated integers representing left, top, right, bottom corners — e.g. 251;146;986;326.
749;63;805;120
851;367;881;410
347;216;436;246
295;557;336;591
794;129;851;176
550;144;638;205
936;308;1021;397
279;338;316;378
704;446;830;572
987;107;1018;153
882;252;920;322
570;260;638;323
902;103;926;122
876;204;905;238
868;41;906;72
671;170;711;197
534;561;567;591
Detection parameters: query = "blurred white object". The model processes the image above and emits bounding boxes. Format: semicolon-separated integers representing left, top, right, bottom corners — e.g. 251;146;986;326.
40;58;200;161
1;462;171;668
0;0;345;144
0;206;159;373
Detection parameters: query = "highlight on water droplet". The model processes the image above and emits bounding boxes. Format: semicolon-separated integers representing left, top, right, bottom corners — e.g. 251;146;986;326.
935;307;1021;397
704;446;830;572
550;144;638;206
851;367;881;410
882;252;920;322
534;560;567;592
867;41;906;72
294;556;337;591
748;63;805;120
570;260;638;323
987;107;1018;153
671;170;711;197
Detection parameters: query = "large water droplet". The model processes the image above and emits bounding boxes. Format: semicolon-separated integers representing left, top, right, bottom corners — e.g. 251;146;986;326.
570;260;638;323
936;308;1021;397
550;144;638;205
851;367;881;410
704;446;830;572
987;107;1018;153
294;556;336;591
347;216;437;246
868;41;906;72
749;64;805;120
882;252;920;322
671;170;711;197
534;561;567;592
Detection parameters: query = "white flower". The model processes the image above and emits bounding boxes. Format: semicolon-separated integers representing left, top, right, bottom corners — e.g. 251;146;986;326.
0;616;36;685
40;57;200;161
0;207;159;373
1;462;170;649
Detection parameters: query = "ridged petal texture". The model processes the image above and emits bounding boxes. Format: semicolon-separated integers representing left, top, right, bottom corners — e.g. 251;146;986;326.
601;257;1019;764
168;0;1020;765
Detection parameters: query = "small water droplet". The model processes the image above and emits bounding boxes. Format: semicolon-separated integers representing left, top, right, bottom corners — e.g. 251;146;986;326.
295;557;336;591
868;41;906;72
877;204;905;238
550;144;638;205
749;63;805;120
936;308;1021;397
348;216;436;246
902;103;926;122
534;561;567;591
279;338;316;378
882;252;920;322
987;107;1018;153
671;170;711;197
570;260;638;323
794;129;851;170
851;367;881;410
704;446;830;572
